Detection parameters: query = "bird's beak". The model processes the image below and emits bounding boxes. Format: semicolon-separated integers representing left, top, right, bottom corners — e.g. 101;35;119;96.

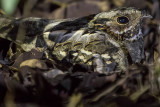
141;10;152;19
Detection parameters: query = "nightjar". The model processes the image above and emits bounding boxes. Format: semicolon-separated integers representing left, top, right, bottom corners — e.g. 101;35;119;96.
0;7;152;74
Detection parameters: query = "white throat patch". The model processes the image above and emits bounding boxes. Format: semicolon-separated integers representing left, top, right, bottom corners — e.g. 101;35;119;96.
126;29;143;41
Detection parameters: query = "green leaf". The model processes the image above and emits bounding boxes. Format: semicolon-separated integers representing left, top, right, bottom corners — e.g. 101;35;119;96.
1;0;19;15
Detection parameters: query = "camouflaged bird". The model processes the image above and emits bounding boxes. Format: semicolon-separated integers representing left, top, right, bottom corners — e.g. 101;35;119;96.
0;7;152;74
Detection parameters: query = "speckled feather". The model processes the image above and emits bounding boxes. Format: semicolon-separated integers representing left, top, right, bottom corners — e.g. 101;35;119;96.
0;7;152;74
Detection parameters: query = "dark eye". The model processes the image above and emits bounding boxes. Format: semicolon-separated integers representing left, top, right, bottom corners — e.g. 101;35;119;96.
117;16;129;24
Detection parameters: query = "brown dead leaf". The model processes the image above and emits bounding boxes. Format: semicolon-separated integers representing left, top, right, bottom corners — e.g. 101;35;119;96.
20;59;48;70
0;63;2;68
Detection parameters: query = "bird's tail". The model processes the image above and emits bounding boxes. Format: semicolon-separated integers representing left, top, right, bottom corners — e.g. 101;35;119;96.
0;14;15;41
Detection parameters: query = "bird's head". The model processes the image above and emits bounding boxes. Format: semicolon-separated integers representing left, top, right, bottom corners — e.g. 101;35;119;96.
88;7;152;41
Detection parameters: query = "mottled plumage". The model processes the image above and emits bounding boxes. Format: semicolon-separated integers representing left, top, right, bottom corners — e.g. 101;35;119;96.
0;7;152;74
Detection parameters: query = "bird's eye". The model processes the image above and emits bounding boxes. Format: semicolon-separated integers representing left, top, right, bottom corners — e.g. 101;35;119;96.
117;16;129;24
